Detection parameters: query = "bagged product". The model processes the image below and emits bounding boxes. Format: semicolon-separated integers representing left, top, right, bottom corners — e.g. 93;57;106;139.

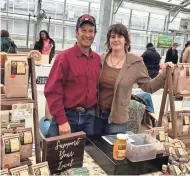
4;54;29;98
9;122;25;133
9;165;29;176
15;128;33;160
31;162;50;176
0;169;9;176
173;64;190;95
1;134;21;169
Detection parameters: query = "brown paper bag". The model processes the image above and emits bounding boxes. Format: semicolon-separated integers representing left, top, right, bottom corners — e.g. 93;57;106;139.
9;165;29;175
15;128;33;160
4;54;29;98
173;64;190;95
1;134;21;169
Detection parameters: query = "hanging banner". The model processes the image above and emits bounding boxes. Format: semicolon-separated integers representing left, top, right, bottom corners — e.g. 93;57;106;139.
157;34;173;48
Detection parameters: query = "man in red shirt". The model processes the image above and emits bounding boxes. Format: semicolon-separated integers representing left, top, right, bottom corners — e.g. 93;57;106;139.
43;14;100;137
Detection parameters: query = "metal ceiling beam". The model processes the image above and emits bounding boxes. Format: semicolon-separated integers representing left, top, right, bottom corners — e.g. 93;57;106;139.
123;0;190;13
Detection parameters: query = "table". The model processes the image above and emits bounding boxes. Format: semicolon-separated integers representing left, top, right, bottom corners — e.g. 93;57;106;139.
85;136;169;175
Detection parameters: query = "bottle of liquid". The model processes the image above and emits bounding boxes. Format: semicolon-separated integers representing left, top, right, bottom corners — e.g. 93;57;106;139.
113;134;127;160
160;165;169;176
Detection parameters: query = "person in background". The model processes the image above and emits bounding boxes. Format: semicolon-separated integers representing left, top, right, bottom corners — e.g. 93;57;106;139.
43;14;100;137
34;30;55;64
182;41;190;63
141;43;161;78
165;42;178;64
1;30;17;53
95;24;174;135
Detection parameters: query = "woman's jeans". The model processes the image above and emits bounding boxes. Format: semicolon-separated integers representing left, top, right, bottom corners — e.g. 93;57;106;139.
94;109;128;135
39;108;96;138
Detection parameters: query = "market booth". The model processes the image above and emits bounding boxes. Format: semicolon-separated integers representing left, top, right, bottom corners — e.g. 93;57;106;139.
1;51;190;175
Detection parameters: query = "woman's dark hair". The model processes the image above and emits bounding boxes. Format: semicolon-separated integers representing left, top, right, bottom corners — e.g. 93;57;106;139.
38;30;51;52
1;30;10;37
106;24;131;52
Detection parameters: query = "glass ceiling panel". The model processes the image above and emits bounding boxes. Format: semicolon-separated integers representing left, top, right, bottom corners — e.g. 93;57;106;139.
154;0;185;5
154;0;190;9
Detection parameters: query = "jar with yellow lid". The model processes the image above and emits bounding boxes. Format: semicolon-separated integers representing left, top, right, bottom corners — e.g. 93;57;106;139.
113;134;127;160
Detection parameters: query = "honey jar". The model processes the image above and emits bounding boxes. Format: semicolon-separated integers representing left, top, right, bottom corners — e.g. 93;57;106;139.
113;134;127;160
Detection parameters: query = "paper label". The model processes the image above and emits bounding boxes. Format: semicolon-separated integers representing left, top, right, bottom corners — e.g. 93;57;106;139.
19;170;29;175
10;138;20;153
12;103;33;121
184;116;190;125
24;131;33;144
174;165;182;175
34;166;50;176
11;61;26;75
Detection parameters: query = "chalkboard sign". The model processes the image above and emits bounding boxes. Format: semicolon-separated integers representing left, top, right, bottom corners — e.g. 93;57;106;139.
36;76;48;84
42;132;86;174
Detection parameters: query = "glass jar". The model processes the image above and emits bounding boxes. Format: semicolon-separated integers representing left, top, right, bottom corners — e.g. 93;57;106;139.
113;133;127;160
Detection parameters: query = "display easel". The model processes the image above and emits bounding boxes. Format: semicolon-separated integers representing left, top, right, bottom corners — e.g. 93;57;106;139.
157;67;190;149
1;54;41;164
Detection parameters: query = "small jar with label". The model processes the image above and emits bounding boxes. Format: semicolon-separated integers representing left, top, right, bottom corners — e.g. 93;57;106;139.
113;134;127;160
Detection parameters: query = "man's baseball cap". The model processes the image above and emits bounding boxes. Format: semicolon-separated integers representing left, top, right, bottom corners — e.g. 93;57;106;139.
76;14;96;31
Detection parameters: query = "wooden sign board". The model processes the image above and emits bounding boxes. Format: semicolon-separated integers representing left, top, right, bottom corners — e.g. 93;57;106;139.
42;132;86;174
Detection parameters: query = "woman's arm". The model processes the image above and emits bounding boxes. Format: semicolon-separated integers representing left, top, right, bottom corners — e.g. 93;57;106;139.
136;61;167;93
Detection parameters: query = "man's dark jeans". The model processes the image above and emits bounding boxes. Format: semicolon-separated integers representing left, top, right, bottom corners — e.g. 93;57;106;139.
40;108;96;137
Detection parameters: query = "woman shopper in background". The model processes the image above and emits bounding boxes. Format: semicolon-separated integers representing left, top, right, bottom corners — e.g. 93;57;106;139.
34;30;55;64
1;30;17;53
95;23;174;135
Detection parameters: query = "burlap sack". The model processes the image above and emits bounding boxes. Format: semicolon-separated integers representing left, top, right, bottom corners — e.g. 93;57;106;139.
173;64;190;95
45;101;53;120
4;54;28;98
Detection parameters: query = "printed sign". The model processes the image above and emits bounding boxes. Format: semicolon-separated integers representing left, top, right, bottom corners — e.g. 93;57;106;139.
12;103;33;121
36;76;48;85
157;34;173;48
42;132;86;174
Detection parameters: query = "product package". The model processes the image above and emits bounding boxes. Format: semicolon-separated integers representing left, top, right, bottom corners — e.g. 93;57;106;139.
31;162;50;176
9;165;29;176
0;111;10;123
9;123;25;133
168;164;182;175
1;129;13;136
4;54;29;98
0;169;9;176
172;64;190;95
1;134;21;169
15;128;33;160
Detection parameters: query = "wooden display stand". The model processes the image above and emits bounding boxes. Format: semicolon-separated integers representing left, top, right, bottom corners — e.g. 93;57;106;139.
157;67;190;149
1;54;41;164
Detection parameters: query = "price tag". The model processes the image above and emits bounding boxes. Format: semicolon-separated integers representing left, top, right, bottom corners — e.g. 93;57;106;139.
12;103;33;121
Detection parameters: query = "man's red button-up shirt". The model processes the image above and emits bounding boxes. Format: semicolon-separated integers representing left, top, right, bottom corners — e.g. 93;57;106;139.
44;44;101;125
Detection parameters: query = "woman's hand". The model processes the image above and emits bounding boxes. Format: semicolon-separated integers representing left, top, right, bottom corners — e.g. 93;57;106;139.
160;62;175;69
165;62;175;68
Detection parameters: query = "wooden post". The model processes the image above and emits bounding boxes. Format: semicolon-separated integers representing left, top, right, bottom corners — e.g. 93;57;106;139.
29;57;41;163
157;67;177;138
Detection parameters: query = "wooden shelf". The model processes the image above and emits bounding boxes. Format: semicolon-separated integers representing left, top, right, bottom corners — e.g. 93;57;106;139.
1;94;35;110
1;55;41;164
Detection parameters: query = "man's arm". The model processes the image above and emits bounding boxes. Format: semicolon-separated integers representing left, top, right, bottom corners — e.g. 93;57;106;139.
44;53;68;125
